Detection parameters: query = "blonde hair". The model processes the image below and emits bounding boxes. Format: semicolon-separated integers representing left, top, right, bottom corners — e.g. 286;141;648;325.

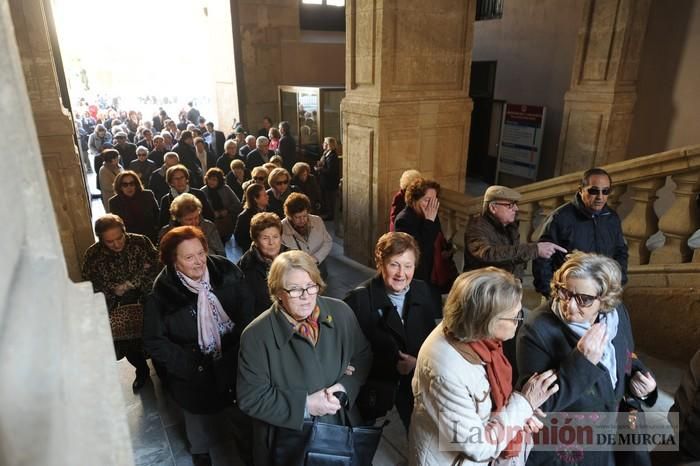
268;167;290;187
443;268;522;341
399;169;422;191
268;250;327;304
552;251;622;312
169;192;202;221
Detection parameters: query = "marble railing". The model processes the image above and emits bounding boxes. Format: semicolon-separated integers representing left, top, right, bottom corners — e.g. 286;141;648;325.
439;145;700;280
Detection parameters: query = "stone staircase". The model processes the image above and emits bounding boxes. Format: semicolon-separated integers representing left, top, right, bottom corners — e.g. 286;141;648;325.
439;144;700;363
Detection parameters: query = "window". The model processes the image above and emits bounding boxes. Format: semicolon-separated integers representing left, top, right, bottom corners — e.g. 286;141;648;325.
476;0;503;21
300;0;345;31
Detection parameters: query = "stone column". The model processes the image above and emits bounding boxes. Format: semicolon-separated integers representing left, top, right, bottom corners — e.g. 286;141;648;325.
0;1;133;463
555;0;652;175
342;0;475;265
9;0;95;281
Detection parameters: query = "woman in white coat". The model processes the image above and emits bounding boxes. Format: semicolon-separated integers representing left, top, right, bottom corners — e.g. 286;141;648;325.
409;267;559;466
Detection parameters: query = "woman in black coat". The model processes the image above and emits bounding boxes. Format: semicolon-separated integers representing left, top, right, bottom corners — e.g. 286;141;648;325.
108;170;160;244
144;226;255;465
237;212;288;316
234;183;269;252
172;130;204;188
315;136;340;220
517;252;658;466
344;232;441;431
394;178;443;284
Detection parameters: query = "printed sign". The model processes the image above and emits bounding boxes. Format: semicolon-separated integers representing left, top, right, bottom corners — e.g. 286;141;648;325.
496;104;546;181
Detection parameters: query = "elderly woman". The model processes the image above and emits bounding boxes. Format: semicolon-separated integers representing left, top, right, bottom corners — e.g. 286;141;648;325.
281;193;332;273
201;167;242;242
292;162;322;214
390;169;422;232
172;130;204;187
99;149;123;211
159;193;225;257
158;164;215;227
266;167;296;219
395;178;446;285
128;145;156;185
237;212;288;316
216;139;239;174
344;232;441;431
241;166;269;193
237;250;372;465
226;159;247;200
81;214;159;392
108;170;160;244
517;252;657;465
234;183;269;252
144;226;254;466
315;136;340;220
409;268;559;466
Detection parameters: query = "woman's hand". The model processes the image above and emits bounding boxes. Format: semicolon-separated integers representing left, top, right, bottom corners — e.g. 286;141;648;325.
520;370;559;409
396;351;417;375
630;371;656;399
307;388;341;417
576;322;607;365
523;409;546;435
424;197;440;222
344;364;355;376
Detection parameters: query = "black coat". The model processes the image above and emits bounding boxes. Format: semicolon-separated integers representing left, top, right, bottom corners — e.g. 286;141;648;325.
148;169;169;204
244;148;268;172
108;190;160;244
143;255;255;414
172;142;204;188
278;134;297;173
158;188;215;228
148;148;167;168
115;142;138;168
226;172;245;200
237;244;289;317
317;150;340;191
233;207;259;252
533;194;628;296
394;206;441;283
517;301;657;466
206;130;226;156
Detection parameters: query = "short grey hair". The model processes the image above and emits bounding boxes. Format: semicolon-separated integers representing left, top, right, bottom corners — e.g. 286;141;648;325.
224;139;237;151
552;251;622;312
256;136;270;147
245;135;256;143
268;250;326;305
443;268;522;342
136;146;149;156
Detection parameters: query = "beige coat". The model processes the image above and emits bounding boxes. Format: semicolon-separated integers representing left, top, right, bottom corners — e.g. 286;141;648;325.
409;325;533;466
281;214;333;264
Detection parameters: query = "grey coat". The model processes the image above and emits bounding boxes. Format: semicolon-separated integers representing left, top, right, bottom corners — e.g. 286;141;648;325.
237;296;372;466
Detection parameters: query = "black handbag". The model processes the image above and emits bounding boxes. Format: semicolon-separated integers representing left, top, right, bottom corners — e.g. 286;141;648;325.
271;409;385;466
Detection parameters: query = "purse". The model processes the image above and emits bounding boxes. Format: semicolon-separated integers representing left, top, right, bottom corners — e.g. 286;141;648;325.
109;303;144;341
271;408;385;466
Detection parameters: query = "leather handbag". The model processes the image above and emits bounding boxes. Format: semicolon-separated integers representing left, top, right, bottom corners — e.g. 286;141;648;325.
109;303;144;341
271;409;385;466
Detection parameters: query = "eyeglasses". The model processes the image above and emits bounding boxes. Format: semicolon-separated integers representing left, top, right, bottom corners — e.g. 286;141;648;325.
499;308;524;323
555;285;599;308
121;181;137;187
283;284;320;299
254;176;266;181
586;187;611;196
274;180;289;186
492;201;518;210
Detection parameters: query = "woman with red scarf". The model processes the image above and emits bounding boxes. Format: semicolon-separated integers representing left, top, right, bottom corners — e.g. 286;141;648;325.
409;268;559;465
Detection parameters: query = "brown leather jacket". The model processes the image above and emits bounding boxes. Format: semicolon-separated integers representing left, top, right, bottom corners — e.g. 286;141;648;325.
462;212;538;280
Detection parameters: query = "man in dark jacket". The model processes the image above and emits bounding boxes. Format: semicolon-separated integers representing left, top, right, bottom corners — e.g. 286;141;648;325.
204;121;226;158
533;167;629;296
245;136;271;172
278;121;297;173
158;164;215;227
464;185;566;280
113;131;137;168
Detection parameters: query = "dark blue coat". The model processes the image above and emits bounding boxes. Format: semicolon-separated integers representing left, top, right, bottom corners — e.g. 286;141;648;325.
532;194;628;296
516;301;657;465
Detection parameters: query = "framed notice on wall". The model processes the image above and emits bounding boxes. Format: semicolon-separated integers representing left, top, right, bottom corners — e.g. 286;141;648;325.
495;103;546;182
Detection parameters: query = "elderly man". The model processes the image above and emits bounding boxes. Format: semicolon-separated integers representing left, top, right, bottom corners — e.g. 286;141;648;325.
148;151;179;202
239;134;256;159
147;135;167;168
533;167;629;296
245;136;271;172
464;185;566;280
113;131;137;168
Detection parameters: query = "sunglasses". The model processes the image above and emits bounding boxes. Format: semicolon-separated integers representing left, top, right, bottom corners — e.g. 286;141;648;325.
254;176;266;181
555;285;599;308
274;180;289;186
586;187;611;196
121;181;137;187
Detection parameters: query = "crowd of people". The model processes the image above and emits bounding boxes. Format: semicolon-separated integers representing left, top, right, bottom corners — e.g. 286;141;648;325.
78;101;698;466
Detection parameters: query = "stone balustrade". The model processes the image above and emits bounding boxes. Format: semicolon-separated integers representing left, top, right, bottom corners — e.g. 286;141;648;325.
439;144;700;275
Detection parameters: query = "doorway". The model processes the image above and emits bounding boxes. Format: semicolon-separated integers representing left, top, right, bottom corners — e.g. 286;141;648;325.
467;61;499;184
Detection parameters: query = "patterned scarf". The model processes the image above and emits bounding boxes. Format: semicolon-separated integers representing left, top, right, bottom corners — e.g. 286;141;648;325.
177;267;234;358
282;305;321;346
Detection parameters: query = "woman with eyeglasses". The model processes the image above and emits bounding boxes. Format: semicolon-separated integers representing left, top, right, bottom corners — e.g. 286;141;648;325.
237;250;372;466
266;167;297;219
409;268;559;466
108;170;160;244
517;251;657;466
234;183;269;252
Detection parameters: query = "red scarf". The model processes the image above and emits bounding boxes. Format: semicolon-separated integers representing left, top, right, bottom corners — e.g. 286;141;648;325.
467;339;523;458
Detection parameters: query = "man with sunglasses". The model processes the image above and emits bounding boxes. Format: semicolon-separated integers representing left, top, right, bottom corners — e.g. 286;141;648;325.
533;167;628;297
464;185;566;280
